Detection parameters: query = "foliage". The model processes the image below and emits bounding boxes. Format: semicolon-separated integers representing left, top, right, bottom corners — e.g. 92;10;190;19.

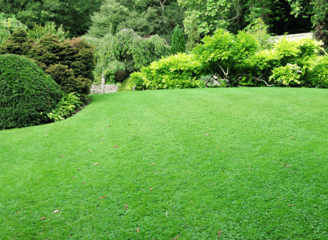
193;29;259;86
0;13;27;45
244;37;323;86
170;25;185;54
84;29;170;83
306;55;328;88
26;34;95;100
184;13;201;52
244;18;274;51
0;0;103;37
269;63;302;86
26;22;69;42
311;0;328;49
87;0;185;44
118;76;137;92
0;54;62;129
0;28;34;55
47;92;82;122
130;53;202;89
88;0;130;37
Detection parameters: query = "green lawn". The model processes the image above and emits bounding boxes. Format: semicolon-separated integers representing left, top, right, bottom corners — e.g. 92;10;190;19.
1;88;328;239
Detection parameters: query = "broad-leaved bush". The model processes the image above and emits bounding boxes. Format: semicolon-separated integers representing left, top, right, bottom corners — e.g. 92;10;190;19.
130;53;201;89
193;29;259;86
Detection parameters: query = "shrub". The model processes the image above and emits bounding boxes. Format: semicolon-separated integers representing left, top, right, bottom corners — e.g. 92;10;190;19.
306;56;328;88
193;29;259;86
47;92;82;122
130;53;202;89
0;28;33;55
0;54;62;129
244;37;324;87
171;25;185;55
27;34;95;100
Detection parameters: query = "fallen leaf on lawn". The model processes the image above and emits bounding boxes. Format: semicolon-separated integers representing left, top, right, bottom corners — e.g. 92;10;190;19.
53;210;59;213
114;146;120;148
286;165;291;167
44;134;48;136
288;204;293;207
206;133;209;136
108;125;111;128
72;176;77;179
83;182;86;184
15;212;19;214
39;217;45;220
137;228;139;233
100;129;103;130
212;183;216;185
149;188;152;191
89;150;93;152
100;196;106;199
222;150;225;152
61;155;64;158
174;236;180;240
150;163;155;165
166;211;168;217
101;138;104;140
78;167;81;171
249;167;251;169
218;229;222;238
95;163;99;165
125;204;128;210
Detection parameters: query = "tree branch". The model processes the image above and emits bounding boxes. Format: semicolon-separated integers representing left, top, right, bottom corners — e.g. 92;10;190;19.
238;74;274;87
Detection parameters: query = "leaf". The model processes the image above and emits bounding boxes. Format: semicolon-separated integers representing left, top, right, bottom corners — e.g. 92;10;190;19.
218;229;222;238
78;167;81;171
137;228;139;233
39;217;45;220
286;165;291;167
53;210;59;213
95;163;99;165
150;163;155;165
108;125;111;128
206;133;209;136
114;146;120;148
149;188;152;191
89;150;93;152
100;196;106;199
72;176;77;179
125;204;128;210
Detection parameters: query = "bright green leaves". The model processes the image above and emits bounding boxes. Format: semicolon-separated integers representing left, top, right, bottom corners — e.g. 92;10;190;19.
130;53;202;90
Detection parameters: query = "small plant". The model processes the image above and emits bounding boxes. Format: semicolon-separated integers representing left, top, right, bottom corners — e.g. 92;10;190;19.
47;92;82;122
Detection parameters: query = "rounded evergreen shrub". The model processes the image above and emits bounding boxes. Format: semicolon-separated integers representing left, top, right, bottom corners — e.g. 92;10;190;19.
0;54;63;129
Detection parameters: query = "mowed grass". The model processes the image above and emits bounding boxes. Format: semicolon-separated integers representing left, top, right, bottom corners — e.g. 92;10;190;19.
1;88;328;239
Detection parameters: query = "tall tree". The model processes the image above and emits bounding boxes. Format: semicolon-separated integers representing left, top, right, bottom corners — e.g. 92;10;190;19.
0;0;103;37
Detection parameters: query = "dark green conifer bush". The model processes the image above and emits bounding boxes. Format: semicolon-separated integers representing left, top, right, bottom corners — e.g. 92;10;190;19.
0;54;62;129
28;34;95;100
0;28;33;55
170;25;185;55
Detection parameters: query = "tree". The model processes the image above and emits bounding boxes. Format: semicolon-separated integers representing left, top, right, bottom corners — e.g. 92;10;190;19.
0;0;103;37
86;0;185;44
170;25;185;54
